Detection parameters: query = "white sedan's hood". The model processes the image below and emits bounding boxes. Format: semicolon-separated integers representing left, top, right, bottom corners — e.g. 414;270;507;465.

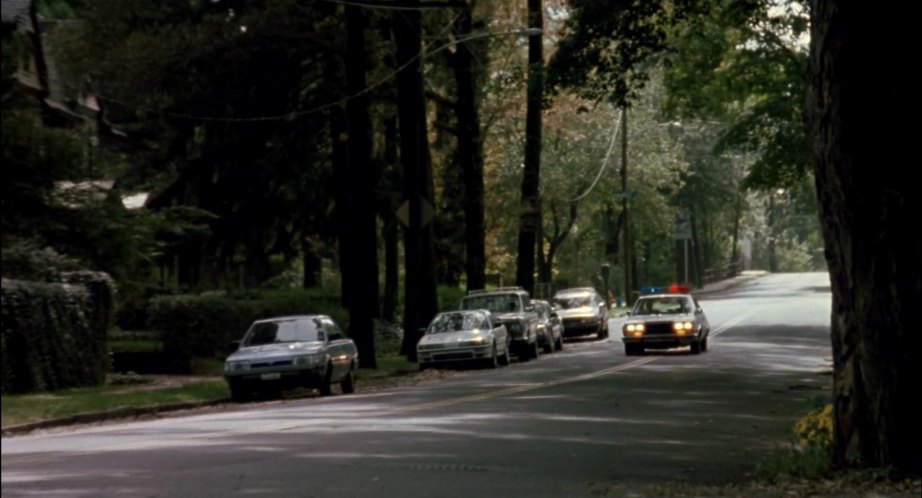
418;329;485;346
556;306;596;318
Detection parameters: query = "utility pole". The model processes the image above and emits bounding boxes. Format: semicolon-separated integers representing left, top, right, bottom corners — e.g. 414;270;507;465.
620;106;633;305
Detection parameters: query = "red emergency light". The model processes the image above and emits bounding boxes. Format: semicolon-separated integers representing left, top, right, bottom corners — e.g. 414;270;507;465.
668;283;691;294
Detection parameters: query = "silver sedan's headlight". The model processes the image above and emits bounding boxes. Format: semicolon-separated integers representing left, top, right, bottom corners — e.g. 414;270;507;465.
292;354;324;367
224;361;250;373
462;337;489;347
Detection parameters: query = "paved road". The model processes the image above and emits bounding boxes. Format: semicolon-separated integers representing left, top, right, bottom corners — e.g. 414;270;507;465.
1;272;833;497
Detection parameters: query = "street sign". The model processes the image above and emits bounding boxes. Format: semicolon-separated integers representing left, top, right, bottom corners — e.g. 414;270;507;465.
674;216;692;240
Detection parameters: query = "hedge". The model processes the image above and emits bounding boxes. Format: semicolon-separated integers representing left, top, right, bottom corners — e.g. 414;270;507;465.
1;272;114;394
148;289;346;372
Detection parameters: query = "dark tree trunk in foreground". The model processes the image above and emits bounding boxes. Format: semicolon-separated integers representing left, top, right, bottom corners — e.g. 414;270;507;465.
394;3;439;361
516;0;543;296
807;0;921;473
345;5;378;368
453;2;487;292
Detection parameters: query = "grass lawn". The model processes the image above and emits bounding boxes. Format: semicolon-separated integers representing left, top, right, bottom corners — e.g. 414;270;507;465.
1;379;229;428
1;355;418;429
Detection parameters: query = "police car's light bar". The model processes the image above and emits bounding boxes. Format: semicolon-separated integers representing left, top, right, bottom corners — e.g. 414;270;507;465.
639;284;691;295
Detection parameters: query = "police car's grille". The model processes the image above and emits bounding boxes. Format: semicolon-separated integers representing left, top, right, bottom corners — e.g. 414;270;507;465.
645;323;674;336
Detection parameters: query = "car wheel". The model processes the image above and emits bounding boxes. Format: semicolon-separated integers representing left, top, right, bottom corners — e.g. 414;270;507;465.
542;337;554;354
517;343;531;362
228;379;249;402
340;365;356;394
690;340;702;355
530;340;540;359
485;344;499;369
499;347;510;366
701;337;709;352
625;343;644;356
318;363;333;395
419;362;430;371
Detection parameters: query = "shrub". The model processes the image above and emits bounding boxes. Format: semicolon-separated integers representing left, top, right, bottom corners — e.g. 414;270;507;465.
1;272;114;393
148;289;346;372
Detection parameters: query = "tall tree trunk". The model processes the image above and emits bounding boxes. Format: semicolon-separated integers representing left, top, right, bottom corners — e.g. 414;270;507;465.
382;117;400;323
516;0;543;296
394;3;438;361
301;237;321;288
453;2;487;291
807;0;920;473
345;5;378;368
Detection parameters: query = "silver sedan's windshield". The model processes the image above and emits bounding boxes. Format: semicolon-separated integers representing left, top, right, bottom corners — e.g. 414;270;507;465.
243;318;322;346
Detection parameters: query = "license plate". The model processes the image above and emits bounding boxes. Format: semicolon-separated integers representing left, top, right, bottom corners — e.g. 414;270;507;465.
260;372;281;380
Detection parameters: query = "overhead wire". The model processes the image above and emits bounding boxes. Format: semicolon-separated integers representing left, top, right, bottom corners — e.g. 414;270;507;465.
568;108;623;202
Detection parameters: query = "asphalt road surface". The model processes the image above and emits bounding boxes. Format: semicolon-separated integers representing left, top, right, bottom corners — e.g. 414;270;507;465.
1;272;833;497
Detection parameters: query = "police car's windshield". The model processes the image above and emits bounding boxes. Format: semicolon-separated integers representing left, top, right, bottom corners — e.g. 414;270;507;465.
632;297;689;316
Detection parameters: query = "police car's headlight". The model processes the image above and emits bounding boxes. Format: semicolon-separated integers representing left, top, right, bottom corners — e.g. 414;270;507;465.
673;322;694;335
623;323;645;337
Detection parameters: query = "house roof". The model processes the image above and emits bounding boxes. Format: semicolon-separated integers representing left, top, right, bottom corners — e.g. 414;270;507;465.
1;0;31;23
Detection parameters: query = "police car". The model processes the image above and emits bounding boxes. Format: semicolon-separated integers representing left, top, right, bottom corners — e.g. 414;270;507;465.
621;284;710;356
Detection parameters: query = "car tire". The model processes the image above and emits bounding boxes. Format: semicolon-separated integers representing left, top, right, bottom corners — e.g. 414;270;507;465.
228;379;249;402
340;366;356;394
701;337;709;352
515;343;530;362
690;340;702;355
419;362;430;371
542;337;554;354
530;340;540;359
486;344;499;369
319;363;333;395
625;343;643;356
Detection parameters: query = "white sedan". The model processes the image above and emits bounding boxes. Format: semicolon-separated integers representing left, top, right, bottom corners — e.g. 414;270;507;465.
417;310;510;370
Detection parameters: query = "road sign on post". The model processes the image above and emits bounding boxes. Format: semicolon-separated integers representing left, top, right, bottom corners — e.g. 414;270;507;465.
674;215;692;240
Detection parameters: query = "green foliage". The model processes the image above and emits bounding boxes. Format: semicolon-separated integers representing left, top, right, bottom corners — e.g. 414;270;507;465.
148;288;346;371
756;443;832;481
756;402;834;481
1;273;114;393
437;285;466;312
662;0;811;189
547;0;703;107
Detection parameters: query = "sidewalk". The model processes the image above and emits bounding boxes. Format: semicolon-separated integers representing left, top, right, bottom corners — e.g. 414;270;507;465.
694;270;767;295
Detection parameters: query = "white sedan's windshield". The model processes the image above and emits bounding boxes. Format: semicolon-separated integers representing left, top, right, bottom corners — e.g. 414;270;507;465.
427;312;487;333
554;295;590;309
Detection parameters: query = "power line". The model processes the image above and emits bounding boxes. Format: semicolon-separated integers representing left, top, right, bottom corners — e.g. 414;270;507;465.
78;27;537;124
569;109;623;202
